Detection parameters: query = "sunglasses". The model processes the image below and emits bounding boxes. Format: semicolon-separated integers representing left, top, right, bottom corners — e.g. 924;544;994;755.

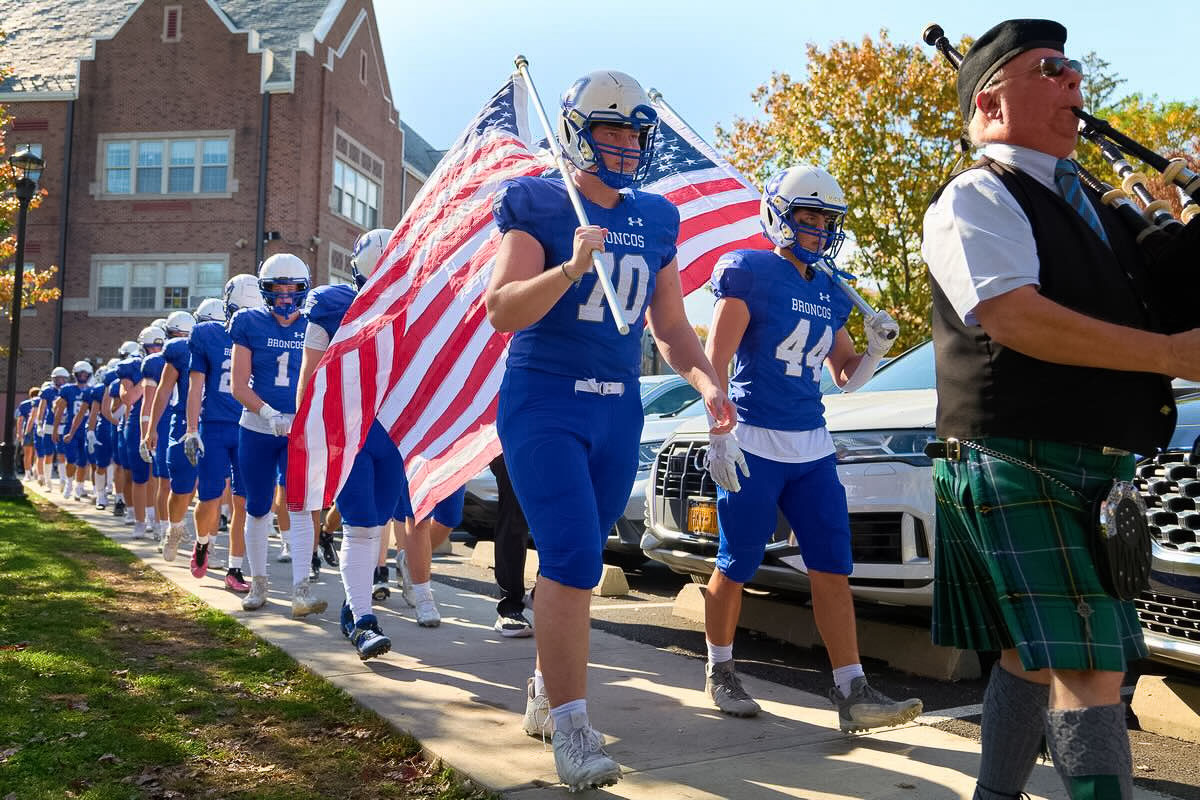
992;56;1084;87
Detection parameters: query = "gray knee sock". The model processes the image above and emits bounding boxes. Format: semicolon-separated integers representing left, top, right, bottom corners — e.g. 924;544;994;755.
973;663;1050;800
1044;703;1132;800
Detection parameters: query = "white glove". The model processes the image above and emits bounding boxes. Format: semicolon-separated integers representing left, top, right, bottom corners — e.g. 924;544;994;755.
139;439;154;463
258;403;290;437
86;430;98;453
705;433;750;493
183;431;205;466
865;310;899;358
37;424;47;437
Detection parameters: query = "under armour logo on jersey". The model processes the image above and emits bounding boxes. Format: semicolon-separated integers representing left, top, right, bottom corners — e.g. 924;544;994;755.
820;292;831;302
628;217;643;227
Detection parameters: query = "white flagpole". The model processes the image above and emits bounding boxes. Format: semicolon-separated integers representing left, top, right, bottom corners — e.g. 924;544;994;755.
515;55;630;336
647;87;891;336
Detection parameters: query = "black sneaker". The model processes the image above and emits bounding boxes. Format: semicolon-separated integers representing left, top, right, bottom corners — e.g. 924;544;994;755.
218;513;230;532
113;499;126;517
319;531;339;567
372;566;391;602
309;551;321;582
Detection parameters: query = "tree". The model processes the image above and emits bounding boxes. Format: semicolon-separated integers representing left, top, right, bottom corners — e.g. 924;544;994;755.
716;31;963;348
0;32;61;330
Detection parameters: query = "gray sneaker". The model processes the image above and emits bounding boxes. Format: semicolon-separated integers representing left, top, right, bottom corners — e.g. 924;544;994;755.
161;523;185;563
522;677;552;739
291;581;328;618
242;576;269;611
551;711;621;792
705;659;760;717
829;676;923;733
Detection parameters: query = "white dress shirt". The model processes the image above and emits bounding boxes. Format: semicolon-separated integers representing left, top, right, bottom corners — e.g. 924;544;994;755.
921;143;1102;325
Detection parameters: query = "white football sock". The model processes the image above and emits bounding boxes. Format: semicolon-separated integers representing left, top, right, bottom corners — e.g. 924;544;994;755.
286;513;315;586
340;525;381;622
244;514;272;578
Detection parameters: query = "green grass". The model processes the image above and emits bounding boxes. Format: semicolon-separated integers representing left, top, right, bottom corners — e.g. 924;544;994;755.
0;496;497;800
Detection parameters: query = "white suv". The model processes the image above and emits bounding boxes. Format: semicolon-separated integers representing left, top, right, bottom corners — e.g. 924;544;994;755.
641;342;938;607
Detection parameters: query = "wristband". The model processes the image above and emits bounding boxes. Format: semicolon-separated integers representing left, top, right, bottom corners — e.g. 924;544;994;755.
560;262;582;285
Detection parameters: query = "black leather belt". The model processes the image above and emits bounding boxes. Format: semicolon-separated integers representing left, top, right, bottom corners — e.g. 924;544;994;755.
924;437;1130;461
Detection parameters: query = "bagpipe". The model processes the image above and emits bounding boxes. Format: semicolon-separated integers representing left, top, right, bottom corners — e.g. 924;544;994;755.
922;23;1199;331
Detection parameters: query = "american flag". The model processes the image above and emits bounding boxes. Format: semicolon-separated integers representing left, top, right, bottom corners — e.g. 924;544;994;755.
287;75;765;519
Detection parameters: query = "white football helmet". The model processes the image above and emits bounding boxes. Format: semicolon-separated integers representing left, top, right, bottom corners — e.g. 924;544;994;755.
151;317;169;331
106;357;121;369
194;297;226;323
224;273;262;321
558;70;659;189
72;360;93;382
51;366;70;385
164;310;195;337
350;228;393;289
138;326;166;351
759;165;848;265
258;253;311;316
118;340;141;358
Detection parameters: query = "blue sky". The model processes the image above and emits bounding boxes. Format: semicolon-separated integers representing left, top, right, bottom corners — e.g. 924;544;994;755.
373;1;1195;326
376;1;1195;151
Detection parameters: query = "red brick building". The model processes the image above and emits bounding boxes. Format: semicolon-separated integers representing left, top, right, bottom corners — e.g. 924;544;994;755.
0;0;443;406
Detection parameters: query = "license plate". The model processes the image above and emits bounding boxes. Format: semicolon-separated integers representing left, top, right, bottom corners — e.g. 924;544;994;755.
687;499;718;537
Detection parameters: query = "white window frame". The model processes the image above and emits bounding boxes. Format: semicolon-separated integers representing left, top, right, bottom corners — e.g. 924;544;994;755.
328;244;355;287
162;5;181;42
89;254;228;316
96;131;235;199
330;129;383;231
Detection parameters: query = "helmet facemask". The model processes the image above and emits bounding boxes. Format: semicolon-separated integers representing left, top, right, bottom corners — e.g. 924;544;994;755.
558;71;659;190
760;166;849;266
775;201;847;265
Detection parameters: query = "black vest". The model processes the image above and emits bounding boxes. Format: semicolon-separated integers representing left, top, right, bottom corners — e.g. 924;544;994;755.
928;158;1176;455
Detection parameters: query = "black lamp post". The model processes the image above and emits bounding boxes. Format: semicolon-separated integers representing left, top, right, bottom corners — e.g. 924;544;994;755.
0;146;45;498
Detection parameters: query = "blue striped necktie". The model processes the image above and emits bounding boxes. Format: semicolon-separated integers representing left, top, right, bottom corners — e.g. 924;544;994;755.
1054;159;1109;244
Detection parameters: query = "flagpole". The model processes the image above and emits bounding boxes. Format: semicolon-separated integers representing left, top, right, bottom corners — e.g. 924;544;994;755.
514;55;630;336
646;88;890;332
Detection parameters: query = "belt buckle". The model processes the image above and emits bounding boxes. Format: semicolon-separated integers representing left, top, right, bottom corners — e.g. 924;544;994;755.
600;382;619;396
945;437;961;461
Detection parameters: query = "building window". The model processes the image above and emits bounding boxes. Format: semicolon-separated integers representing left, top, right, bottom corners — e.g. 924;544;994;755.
329;245;355;286
360;50;368;84
163;6;181;41
332;159;379;229
94;257;226;314
100;134;230;196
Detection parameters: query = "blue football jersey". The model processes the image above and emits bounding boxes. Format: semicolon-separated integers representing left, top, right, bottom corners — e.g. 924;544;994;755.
40;385;59;425
162;338;191;439
302;284;356;341
711;250;853;431
116;355;144;424
17;398;33;422
229;307;307;413
492;176;680;381
189;321;241;424
58;384;88;429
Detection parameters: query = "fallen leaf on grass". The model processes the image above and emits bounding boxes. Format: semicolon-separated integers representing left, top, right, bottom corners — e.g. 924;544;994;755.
0;642;29;651
0;746;20;763
98;753;121;764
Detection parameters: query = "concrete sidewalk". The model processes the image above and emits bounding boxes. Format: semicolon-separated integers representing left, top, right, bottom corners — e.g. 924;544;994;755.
33;485;1172;800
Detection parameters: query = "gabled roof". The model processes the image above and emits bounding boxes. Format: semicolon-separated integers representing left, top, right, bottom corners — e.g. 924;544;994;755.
401;120;445;179
0;0;336;96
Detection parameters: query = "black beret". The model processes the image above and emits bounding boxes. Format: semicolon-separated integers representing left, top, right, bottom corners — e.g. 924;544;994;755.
957;19;1067;120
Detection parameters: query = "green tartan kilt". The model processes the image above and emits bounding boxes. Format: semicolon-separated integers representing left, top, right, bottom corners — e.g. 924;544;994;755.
931;437;1147;672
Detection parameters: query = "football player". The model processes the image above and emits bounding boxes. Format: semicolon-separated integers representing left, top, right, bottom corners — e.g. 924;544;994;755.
399;486;465;626
17;386;39;479
139;325;175;538
55;360;95;500
295;227;401;659
700;165;921;732
85;365;117;509
230;254;325;617
106;343;140;519
483;70;734;791
185;278;259;593
118;326;165;538
37;367;70;493
145;310;200;564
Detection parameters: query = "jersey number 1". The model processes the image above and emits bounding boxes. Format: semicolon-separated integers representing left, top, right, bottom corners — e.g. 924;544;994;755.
776;320;832;381
274;353;290;387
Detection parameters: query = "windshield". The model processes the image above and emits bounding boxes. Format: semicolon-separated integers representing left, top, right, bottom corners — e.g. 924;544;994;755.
856;340;935;392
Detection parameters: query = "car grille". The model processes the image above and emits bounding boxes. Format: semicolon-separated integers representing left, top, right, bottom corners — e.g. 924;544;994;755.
1136;591;1200;644
1135;449;1200;648
1136;450;1200;553
653;440;924;564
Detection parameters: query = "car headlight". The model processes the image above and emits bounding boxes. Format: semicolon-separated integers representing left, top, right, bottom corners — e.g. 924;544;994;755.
832;429;936;466
638;439;666;471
